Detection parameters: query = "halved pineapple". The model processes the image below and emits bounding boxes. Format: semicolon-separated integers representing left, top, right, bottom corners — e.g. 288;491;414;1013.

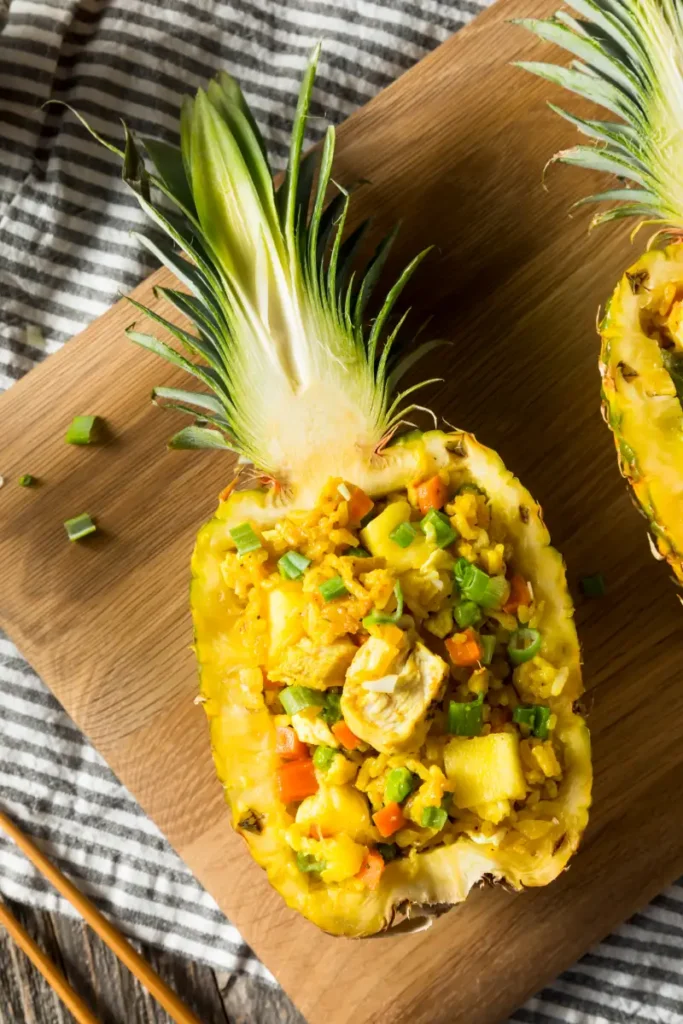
71;47;591;935
601;246;683;582
518;0;683;586
192;432;591;935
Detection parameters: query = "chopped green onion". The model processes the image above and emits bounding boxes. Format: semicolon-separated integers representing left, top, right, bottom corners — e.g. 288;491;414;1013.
280;686;325;716
440;793;453;812
421;508;458;549
480;634;497;666
18;474;36;487
479;575;508;609
455;561;489;602
346;546;371;558
362;581;404;628
384;767;415;804
376;842;398;862
321;691;342;726
389;521;419;548
508;628;542;665
278;550;311;580
448;693;484;736
318;576;348;601
454;557;473;587
65;415;100;445
580;573;606;598
421;805;448;830
64;513;97;542
455;559;508;610
453;600;482;629
513;704;551;740
296;852;326;873
229;522;262;556
313;745;337;771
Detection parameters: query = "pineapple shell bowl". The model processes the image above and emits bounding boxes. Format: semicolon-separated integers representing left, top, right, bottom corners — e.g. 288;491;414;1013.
67;47;592;936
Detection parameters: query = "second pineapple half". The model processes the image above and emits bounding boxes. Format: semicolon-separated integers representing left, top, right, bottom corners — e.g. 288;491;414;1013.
67;47;591;934
518;0;683;585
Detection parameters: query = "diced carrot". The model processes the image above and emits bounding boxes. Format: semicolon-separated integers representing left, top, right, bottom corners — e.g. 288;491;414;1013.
415;474;449;515
332;720;361;750
503;574;531;615
445;628;483;667
356;850;385;890
275;726;308;761
347;487;374;524
277;759;318;803
263;675;284;690
373;802;406;838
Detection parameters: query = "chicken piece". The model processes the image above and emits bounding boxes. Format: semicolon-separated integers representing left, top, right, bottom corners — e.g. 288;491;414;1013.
291;707;338;748
341;641;448;754
269;636;357;690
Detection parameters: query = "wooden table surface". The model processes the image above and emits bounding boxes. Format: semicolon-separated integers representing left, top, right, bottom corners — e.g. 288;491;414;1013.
0;900;305;1024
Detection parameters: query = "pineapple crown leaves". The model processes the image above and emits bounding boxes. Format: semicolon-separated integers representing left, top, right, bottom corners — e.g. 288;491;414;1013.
515;0;683;233
56;45;443;477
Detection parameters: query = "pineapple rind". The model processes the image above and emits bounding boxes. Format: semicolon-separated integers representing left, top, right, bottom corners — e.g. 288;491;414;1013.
600;243;683;585
191;432;592;936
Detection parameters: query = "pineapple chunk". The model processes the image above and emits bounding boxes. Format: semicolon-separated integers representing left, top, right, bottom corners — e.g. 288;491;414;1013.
295;783;374;843
342;641;448;754
361;500;432;572
472;800;512;824
326;753;358;786
444;733;526;810
317;834;367;883
268;636;356;689
291;707;338;747
268;583;307;660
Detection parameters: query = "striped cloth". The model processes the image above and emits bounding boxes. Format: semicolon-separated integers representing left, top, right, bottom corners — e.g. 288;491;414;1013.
1;2;682;1021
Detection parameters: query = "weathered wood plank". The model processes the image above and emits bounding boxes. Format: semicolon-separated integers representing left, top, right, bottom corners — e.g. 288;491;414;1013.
141;943;230;1024
0;900;68;1024
0;905;303;1024
49;910;161;1024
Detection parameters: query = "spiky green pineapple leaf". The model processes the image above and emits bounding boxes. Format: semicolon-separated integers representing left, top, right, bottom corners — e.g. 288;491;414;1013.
141;138;196;215
516;0;683;230
152;387;226;417
168;426;236;451
62;45;437;485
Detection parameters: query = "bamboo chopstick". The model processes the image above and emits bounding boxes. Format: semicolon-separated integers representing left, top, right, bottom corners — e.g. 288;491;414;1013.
0;810;203;1024
0;899;100;1024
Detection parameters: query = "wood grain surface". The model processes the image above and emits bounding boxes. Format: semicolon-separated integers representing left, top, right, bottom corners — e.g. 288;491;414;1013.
2;0;683;1021
0;900;304;1024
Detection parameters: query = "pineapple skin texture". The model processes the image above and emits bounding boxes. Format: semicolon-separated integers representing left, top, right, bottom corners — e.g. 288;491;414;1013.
190;431;592;936
600;244;683;585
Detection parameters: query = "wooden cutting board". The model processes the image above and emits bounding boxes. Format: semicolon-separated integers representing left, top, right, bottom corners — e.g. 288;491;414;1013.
3;1;683;1021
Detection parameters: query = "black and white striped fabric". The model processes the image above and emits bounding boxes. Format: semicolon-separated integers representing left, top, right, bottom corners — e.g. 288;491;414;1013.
1;2;682;1021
